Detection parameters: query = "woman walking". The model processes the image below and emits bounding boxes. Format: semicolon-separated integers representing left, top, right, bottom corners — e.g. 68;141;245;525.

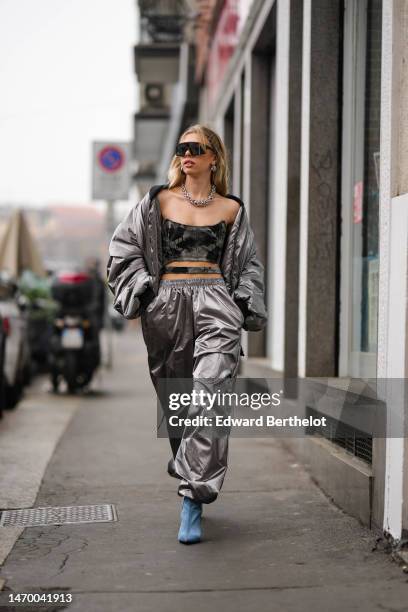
107;125;267;544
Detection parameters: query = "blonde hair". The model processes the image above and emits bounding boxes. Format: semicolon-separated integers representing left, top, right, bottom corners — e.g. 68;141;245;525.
167;124;230;196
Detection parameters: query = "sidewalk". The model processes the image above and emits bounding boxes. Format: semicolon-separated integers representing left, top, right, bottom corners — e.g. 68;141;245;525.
0;325;406;611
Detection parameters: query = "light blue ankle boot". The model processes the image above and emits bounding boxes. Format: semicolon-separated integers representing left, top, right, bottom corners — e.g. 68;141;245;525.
178;496;203;544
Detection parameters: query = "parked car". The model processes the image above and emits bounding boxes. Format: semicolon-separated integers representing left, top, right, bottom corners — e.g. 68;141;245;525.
0;272;31;408
0;313;7;418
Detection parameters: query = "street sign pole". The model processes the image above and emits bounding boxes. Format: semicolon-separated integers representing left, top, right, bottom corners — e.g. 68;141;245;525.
106;199;116;238
92;141;131;372
105;199;115;370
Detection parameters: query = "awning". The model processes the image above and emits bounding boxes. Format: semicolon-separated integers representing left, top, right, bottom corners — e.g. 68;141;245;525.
0;209;46;278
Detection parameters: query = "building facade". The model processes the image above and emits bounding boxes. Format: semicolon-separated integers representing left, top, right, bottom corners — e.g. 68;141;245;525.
132;0;408;543
132;0;198;196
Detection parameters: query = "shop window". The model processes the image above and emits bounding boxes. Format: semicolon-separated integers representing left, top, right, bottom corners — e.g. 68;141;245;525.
340;0;382;377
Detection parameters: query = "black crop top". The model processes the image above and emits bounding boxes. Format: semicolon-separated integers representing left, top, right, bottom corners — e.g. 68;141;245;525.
161;218;227;265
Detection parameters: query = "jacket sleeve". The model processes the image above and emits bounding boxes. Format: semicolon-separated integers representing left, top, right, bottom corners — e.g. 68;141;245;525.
233;210;268;332
106;196;154;319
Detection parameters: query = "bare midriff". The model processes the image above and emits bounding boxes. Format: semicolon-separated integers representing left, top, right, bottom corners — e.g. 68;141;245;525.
160;260;222;280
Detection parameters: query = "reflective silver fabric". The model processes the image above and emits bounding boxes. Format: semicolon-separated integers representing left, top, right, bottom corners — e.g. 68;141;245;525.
106;185;268;333
106;184;268;503
140;277;243;504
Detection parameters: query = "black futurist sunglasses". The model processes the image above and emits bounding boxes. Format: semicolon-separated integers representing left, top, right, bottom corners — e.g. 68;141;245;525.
175;142;214;157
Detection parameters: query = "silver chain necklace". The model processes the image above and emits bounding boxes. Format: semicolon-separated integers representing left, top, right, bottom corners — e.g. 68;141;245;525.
181;182;216;207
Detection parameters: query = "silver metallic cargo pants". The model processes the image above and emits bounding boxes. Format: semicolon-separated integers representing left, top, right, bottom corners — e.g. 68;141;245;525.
140;277;244;504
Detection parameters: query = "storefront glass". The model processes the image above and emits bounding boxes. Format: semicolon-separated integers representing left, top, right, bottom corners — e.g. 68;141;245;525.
341;0;382;377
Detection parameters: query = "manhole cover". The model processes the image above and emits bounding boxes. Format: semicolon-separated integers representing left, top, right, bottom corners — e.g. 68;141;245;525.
0;504;118;527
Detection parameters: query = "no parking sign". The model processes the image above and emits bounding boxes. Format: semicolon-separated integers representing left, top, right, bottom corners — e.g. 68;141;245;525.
92;141;131;200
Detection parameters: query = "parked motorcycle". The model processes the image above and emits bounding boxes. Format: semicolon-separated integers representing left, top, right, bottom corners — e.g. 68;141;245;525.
49;270;101;393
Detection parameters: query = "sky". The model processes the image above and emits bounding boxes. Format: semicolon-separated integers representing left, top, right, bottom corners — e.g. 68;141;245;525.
0;0;137;206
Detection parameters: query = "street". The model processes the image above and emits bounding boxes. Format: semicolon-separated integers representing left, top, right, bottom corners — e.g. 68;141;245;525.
0;324;406;612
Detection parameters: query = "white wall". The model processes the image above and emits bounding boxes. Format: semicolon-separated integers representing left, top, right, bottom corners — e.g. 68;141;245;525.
297;0;311;377
380;0;408;542
266;0;290;371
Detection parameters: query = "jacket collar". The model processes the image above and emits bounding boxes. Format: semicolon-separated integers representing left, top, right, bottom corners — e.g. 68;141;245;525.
148;184;169;203
226;194;244;208
148;183;245;209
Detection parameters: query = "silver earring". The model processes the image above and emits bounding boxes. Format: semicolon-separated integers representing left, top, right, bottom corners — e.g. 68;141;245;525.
211;163;217;173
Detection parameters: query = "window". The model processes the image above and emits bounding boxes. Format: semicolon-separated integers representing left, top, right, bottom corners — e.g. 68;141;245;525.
340;0;382;377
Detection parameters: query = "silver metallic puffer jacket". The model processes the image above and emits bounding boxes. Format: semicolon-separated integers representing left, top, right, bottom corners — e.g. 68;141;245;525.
106;184;267;332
